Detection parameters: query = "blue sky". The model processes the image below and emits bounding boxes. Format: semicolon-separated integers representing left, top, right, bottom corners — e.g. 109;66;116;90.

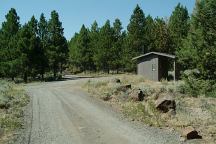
0;0;196;40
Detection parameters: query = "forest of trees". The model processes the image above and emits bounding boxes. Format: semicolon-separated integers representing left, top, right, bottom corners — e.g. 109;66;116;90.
68;3;190;74
1;0;216;82
0;9;68;82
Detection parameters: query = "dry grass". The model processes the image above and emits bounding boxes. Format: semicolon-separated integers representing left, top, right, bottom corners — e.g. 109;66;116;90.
0;80;29;143
83;74;216;143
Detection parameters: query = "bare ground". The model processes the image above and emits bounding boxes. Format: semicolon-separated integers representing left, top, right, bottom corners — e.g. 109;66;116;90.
16;76;182;144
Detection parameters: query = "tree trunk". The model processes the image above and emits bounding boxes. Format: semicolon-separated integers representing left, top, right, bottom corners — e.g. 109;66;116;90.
41;73;44;81
24;72;28;83
60;63;63;75
53;70;56;78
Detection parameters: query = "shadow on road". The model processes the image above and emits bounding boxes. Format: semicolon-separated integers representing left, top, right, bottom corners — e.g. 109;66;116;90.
44;75;95;82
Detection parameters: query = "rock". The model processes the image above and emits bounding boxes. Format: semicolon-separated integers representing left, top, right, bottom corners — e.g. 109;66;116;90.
181;126;202;140
129;88;145;101
155;93;176;113
111;78;121;83
117;84;131;92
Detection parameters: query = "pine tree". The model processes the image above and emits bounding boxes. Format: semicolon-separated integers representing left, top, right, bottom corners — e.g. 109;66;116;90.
168;3;190;54
89;21;99;71
16;16;40;82
68;33;80;72
28;16;40;78
176;29;201;70
111;19;125;73
76;25;93;71
121;34;134;72
193;0;216;79
95;20;114;73
38;13;49;79
127;4;146;55
48;10;68;77
178;0;216;79
18;24;32;82
153;18;172;53
0;30;3;77
144;15;155;52
0;8;21;80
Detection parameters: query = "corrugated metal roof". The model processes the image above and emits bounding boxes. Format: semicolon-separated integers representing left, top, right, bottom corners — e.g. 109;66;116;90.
132;52;175;60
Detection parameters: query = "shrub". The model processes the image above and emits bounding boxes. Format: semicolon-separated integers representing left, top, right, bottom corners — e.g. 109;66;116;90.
179;69;216;97
0;80;29;132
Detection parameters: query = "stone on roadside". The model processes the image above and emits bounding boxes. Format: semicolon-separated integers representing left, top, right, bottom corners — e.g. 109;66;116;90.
181;126;202;140
129;88;145;101
155;93;176;113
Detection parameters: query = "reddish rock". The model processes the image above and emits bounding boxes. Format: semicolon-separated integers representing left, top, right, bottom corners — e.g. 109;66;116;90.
129;88;144;101
182;126;202;140
155;93;176;113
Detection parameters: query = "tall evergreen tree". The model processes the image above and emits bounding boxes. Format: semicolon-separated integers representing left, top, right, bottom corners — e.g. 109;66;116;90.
89;21;99;71
168;3;190;54
28;16;40;78
38;13;49;79
144;15;155;52
76;25;93;71
121;33;134;72
0;8;21;80
48;10;68;77
94;20;114;73
193;0;216;79
18;24;32;82
69;33;80;71
127;4;146;55
111;19;125;72
0;30;3;77
178;0;216;79
153;18;172;53
17;16;41;82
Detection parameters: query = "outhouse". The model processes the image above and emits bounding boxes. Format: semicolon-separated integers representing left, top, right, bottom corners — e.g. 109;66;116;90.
132;52;176;81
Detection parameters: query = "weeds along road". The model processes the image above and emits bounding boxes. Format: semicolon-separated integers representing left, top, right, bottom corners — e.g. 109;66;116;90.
22;77;181;144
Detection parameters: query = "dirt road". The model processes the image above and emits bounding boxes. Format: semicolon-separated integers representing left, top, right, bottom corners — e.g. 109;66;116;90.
20;77;181;144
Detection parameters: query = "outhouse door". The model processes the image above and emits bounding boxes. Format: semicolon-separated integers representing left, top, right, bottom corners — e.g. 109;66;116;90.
151;58;157;81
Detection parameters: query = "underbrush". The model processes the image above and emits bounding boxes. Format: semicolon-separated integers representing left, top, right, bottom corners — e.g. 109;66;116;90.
122;101;165;127
83;75;216;143
178;69;216;98
0;80;29;143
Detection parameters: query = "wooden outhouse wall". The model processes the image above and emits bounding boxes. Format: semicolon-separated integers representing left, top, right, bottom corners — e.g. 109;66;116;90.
137;55;159;81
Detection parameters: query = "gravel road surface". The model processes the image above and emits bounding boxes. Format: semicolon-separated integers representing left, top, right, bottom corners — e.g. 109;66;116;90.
18;77;181;144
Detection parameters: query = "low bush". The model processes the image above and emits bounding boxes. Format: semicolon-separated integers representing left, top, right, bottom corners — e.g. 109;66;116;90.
179;69;216;98
122;101;164;127
0;80;29;142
